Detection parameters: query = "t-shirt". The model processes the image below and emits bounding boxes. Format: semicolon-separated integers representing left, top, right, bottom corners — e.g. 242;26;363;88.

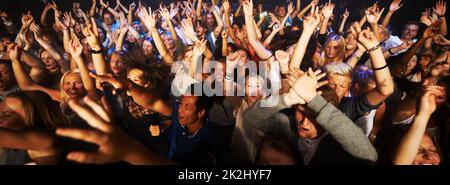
168;103;219;164
338;94;381;122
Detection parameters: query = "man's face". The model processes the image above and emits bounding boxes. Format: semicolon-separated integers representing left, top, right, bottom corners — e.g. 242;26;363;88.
345;34;357;50
196;24;207;38
278;7;286;17
402;24;419;40
327;74;352;102
103;13;115;26
0;63;14;91
206;13;215;27
178;96;203;125
295;105;319;139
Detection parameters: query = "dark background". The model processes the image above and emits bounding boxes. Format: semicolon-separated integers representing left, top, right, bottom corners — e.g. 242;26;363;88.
0;0;447;36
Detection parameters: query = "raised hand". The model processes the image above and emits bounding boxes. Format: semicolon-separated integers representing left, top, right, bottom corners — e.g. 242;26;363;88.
303;5;321;33
226;51;241;68
358;28;380;50
181;18;197;41
56;96;138;164
286;68;327;104
287;2;294;15
100;0;109;8
68;38;84;58
159;5;170;20
193;39;207;56
311;0;319;6
433;34;450;45
433;0;446;17
421;9;434;26
343;9;349;19
129;1;136;11
221;29;228;39
366;6;385;24
223;0;230;13
418;86;444;115
137;7;157;30
422;26;437;39
389;0;403;12
242;0;253;16
21;12;34;28
7;43;22;61
322;1;335;18
29;22;43;39
275;50;290;74
81;21;100;47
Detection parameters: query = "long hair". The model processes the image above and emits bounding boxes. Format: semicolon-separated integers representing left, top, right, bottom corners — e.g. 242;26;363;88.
321;34;346;65
59;69;83;105
7;91;68;129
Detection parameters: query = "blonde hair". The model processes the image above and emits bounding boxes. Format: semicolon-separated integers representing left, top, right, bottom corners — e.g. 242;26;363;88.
324;62;353;79
59;69;82;104
321;34;346;65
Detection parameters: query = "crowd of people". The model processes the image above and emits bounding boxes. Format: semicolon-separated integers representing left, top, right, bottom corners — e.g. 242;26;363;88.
0;0;448;165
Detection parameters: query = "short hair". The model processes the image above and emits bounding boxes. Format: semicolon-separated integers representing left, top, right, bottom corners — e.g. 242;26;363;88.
352;65;375;90
184;83;214;115
324;62;353;79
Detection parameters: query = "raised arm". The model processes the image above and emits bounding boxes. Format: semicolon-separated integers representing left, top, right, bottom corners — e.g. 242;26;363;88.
358;28;394;105
393;89;440;165
138;7;174;65
82;18;109;75
196;0;203;19
365;6;384;42
0;129;55;151
263;24;282;47
243;0;272;60
320;1;335;35
128;2;137;25
89;0;97;17
19;50;46;83
160;5;179;42
116;0;129;14
297;0;318;20
223;0;238;43
338;9;349;35
68;38;98;101
40;3;53;27
381;0;403;27
290;6;321;71
290;0;301;19
8;44;61;101
211;7;224;38
434;0;447;36
30;22;69;72
100;0;121;18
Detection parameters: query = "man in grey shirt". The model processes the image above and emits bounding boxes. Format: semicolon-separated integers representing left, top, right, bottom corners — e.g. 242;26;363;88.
243;69;378;164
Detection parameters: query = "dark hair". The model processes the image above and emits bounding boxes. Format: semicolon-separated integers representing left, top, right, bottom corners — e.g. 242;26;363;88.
185;83;214;115
256;134;303;165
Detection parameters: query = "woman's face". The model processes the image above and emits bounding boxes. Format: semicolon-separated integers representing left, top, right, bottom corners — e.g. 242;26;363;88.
142;40;155;56
237;49;249;64
110;53;125;76
419;56;431;70
127;68;149;87
0;97;26;131
127;32;137;43
345;34;357;50
206;13;215;27
213;62;225;81
401;55;418;75
63;73;86;99
325;40;340;59
40;51;60;73
184;49;194;63
413;134;441;165
161;34;175;50
245;76;263;106
81;38;90;54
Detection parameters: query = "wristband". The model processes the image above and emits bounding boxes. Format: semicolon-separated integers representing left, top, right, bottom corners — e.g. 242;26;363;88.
388;48;395;55
89;48;103;54
372;64;388;71
366;44;381;53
